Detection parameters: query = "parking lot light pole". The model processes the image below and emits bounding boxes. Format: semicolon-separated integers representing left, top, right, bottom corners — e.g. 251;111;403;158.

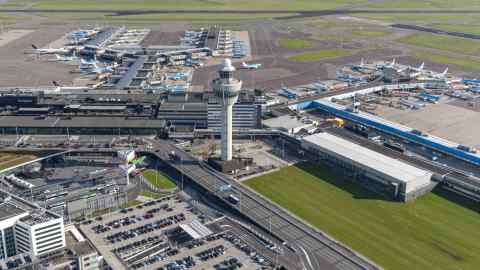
180;157;184;190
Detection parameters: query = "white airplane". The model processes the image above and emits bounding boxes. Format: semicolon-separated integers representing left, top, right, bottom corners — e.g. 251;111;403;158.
29;44;70;55
377;58;396;69
80;54;97;66
386;58;396;68
431;68;449;79
80;62;114;75
433;68;448;78
241;62;261;69
55;50;77;62
411;62;425;72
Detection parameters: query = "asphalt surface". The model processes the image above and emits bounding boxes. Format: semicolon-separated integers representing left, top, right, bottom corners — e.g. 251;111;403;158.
2;9;480;19
144;138;382;270
392;24;480;41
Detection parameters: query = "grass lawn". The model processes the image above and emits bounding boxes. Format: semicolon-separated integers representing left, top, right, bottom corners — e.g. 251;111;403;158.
354;13;480;25
108;13;293;22
22;0;364;10
352;29;391;38
414;51;480;70
287;49;352;62
119;200;142;209
0;154;37;171
142;169;177;190
398;33;480;56
32;12;296;23
278;38;313;49
89;208;111;217
367;0;480;9
244;162;480;270
140;190;165;199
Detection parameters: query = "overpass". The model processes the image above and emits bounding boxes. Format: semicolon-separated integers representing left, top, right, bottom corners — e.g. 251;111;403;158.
0;150;71;174
194;128;281;137
144;138;382;270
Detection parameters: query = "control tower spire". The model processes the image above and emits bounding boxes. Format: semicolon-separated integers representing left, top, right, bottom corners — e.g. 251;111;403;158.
212;59;243;161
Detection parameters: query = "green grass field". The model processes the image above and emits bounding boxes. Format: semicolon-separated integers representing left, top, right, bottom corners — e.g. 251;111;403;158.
352;29;391;38
8;0;363;10
244;163;480;270
367;0;480;9
287;49;352;62
140;190;164;199
119;200;142;209
398;33;480;56
142;169;177;190
354;13;480;25
413;51;480;70
0;153;37;171
278;38;313;49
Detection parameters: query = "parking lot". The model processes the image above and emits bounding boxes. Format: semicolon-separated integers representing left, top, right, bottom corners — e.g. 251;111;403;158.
79;194;266;270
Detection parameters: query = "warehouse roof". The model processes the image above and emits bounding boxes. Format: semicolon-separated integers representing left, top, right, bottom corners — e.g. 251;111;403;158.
302;132;432;193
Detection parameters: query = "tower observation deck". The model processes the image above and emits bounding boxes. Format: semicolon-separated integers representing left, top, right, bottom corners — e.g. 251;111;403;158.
212;59;243;161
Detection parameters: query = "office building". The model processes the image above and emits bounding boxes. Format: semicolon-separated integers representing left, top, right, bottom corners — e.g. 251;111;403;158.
0;191;65;259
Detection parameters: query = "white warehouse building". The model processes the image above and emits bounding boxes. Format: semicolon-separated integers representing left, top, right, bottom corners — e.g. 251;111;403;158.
301;132;433;201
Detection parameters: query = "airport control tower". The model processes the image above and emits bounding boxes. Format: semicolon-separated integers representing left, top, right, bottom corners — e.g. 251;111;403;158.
212;59;242;161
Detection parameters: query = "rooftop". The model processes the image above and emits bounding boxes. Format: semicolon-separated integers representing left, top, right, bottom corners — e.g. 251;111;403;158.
0;190;59;223
0;116;166;129
0;201;28;222
263;114;313;131
179;219;213;240
302;132;432;193
19;209;60;225
312;99;480;165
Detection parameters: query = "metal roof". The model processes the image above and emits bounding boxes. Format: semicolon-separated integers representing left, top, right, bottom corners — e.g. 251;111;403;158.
179;219;212;240
307;99;480;166
302;132;432;193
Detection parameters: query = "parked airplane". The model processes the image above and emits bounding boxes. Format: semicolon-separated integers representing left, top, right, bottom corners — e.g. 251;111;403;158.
29;44;70;55
279;86;297;99
400;99;423;109
80;55;97;66
336;72;364;82
68;29;100;40
81;64;114;75
431;68;448;79
377;58;396;68
350;58;376;72
463;78;480;85
186;59;204;68
54;50;77;62
411;62;425;72
241;62;261;69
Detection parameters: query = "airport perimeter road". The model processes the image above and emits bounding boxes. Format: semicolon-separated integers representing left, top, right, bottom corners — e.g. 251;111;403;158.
145;138;382;270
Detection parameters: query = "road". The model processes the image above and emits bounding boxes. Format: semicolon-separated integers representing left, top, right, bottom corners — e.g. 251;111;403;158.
145;138;382;270
2;9;480;18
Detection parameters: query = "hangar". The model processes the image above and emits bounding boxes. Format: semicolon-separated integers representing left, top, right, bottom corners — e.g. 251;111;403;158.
301;132;433;201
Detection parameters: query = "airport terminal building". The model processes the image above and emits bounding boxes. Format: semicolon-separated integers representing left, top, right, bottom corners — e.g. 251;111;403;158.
301;132;433;201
